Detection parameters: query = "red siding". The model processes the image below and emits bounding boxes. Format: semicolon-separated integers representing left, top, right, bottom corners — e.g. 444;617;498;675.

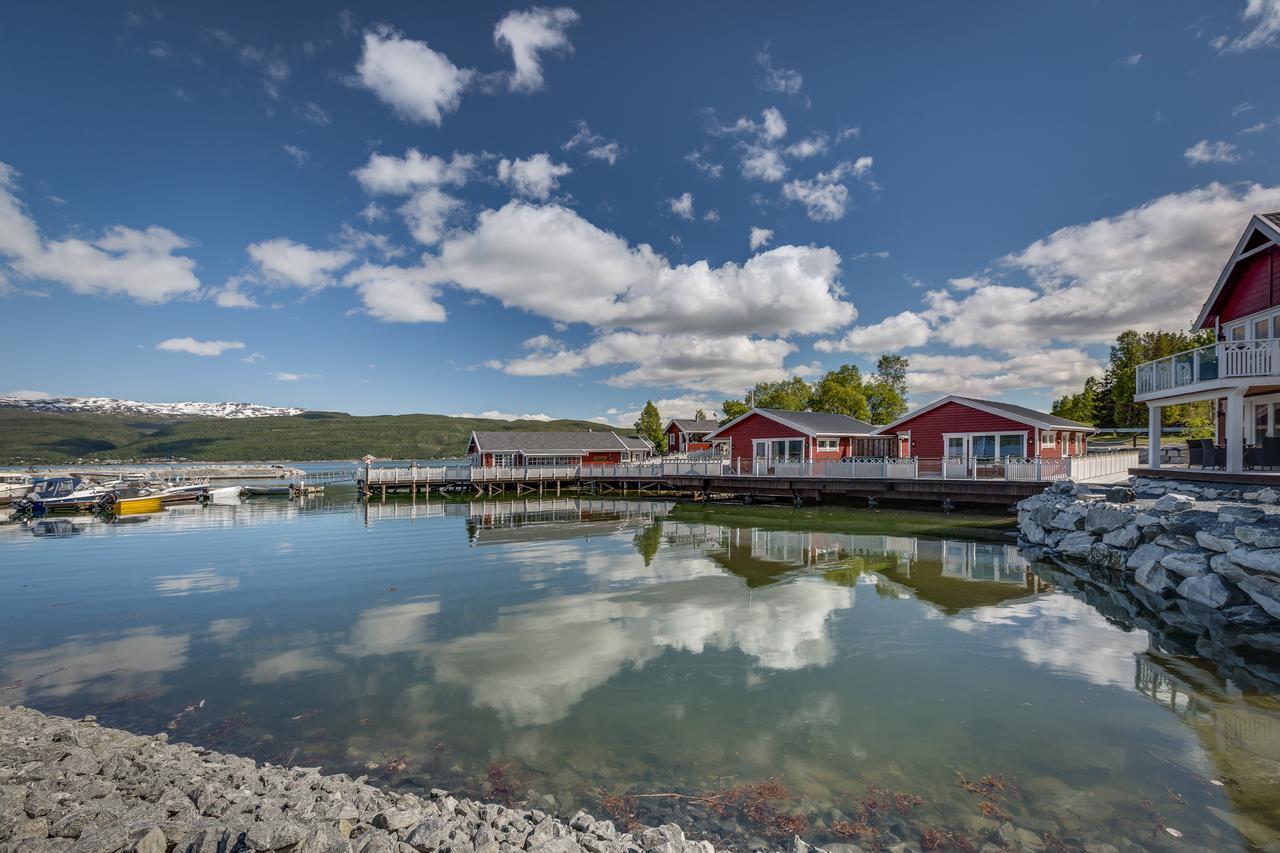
886;400;1092;459
1208;246;1279;327
713;412;809;463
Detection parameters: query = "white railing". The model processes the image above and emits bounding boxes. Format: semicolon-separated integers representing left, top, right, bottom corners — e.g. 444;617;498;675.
1065;449;1139;481
1134;340;1280;396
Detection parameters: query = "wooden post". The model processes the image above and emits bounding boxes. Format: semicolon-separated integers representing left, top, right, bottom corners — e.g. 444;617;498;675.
1147;404;1162;469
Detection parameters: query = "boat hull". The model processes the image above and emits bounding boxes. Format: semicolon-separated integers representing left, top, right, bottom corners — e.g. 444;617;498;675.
113;496;164;515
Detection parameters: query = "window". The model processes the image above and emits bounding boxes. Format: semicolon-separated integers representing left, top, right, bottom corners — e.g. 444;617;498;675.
1229;323;1247;341
946;436;965;458
999;435;1024;458
1040;430;1056;448
667;434;677;451
816;438;839;450
1257;318;1271;340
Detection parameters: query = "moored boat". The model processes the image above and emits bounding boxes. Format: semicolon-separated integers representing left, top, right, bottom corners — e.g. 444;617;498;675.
13;477;111;513
109;494;164;515
243;485;291;496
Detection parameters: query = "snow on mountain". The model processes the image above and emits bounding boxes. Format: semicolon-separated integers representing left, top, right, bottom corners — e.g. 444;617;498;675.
0;395;308;418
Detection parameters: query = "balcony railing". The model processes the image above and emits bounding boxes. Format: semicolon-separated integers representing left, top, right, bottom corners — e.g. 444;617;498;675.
1134;340;1280;395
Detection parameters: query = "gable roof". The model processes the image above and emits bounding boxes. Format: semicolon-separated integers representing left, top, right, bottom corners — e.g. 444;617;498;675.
469;431;643;454
705;407;879;440
616;434;655;451
1194;213;1280;330
667;418;720;434
872;395;1097;435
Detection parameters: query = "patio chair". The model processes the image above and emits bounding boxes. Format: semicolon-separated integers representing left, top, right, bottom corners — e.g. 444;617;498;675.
1262;436;1280;470
1199;438;1218;470
1186;439;1203;468
1246;445;1263;470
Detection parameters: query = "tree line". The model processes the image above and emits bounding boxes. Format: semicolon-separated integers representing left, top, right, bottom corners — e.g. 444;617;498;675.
1051;328;1215;436
632;355;911;452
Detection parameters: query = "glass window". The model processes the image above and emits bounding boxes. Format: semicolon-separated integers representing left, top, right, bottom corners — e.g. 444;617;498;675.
1257;319;1271;339
999;435;1023;458
1257;403;1270;442
1230;324;1247;341
755;441;767;458
1040;430;1056;447
947;436;965;458
972;435;996;458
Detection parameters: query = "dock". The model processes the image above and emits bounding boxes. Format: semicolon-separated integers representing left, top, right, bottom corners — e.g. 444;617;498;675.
356;454;1137;507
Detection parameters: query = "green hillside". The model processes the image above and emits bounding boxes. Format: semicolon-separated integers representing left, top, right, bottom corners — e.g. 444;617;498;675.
0;409;613;463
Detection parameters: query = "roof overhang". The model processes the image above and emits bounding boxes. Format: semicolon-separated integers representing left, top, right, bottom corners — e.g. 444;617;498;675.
1193;215;1280;331
704;408;877;441
872;395;1098;435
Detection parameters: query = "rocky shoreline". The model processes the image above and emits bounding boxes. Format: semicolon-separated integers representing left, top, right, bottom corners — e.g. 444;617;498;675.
0;706;716;853
1016;478;1280;686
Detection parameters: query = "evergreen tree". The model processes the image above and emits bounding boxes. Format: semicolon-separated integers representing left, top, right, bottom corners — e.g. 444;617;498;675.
634;401;665;454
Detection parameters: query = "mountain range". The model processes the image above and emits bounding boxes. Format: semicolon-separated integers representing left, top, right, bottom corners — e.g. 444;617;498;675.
0;395;309;419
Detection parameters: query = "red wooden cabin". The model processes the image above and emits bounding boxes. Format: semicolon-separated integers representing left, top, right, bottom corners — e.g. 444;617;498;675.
466;431;654;467
663;418;721;453
874;396;1095;464
703;408;889;469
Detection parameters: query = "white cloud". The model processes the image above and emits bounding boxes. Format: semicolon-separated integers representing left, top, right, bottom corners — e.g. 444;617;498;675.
703;209;720;223
1234;101;1256;117
359;202;386;223
1118;52;1143;65
749;227;774;251
156;337;246;357
494;331;805;395
496;153;572;200
740;145;787;182
399;188;462;245
781;159;871;222
784;134;828;159
213;277;260;309
1215;0;1280;52
1184;139;1241;164
352;149;474;195
0;163;201;304
904;350;1103;400
335;223;405;259
757;46;802;95
925;181;1280;346
561;120;620;165
760;107;787;141
668;192;695;220
493;6;579;92
272;372;319;381
299;101;330;126
354;25;472;125
451;410;553;421
241;351;264;364
344;262;446;322
281;144;309;168
424;201;855;337
685;148;723;179
815;311;930;354
593;396;722;428
247;238;354;289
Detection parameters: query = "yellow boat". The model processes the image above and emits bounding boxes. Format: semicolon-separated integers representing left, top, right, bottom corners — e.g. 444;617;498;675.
112;495;164;515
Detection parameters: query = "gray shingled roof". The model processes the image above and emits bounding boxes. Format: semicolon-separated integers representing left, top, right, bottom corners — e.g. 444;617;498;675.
958;397;1093;430
617;434;655;451
471;431;635;453
754;408;879;435
670;419;720;433
1263;212;1280;231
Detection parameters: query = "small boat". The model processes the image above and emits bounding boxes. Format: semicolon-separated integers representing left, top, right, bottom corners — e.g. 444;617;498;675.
0;474;35;503
14;477;112;513
154;482;210;503
207;486;246;504
110;494;164;515
242;484;291;496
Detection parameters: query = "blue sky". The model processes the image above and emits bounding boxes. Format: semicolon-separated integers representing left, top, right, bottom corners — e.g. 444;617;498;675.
3;1;1280;425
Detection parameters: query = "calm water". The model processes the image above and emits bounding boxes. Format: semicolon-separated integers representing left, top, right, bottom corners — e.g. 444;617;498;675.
2;493;1278;850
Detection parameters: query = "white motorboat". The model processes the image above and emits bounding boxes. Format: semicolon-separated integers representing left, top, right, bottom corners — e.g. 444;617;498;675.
207;486;246;504
0;474;35;502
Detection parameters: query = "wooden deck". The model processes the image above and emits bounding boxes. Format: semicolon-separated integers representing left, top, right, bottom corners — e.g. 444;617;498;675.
1130;466;1280;486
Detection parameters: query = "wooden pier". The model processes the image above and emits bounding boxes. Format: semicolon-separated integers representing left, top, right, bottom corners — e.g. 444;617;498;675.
357;460;1055;507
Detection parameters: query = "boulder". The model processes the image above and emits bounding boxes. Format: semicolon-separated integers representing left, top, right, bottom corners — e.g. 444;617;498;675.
1088;543;1127;571
1126;543;1167;573
1161;551;1209;578
1195;530;1234;553
1234;526;1280;548
1102;524;1141;549
1050;509;1086;531
1136;563;1177;595
1021;521;1047;545
1228;548;1280;576
1104;486;1136;503
1239;575;1280;620
1222;604;1276;628
1154;493;1195;512
1085;504;1134;533
1210;553;1252;585
1134;513;1163;528
1258;488;1280;504
1056;530;1096;559
1177;574;1237;609
1219;505;1266;525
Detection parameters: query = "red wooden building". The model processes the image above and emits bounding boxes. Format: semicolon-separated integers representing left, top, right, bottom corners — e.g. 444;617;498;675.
703;408;889;467
874;396;1095;462
1135;213;1280;472
466;431;654;467
663;417;720;453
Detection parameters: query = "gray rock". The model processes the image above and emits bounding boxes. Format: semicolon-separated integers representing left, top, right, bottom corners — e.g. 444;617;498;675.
1258;488;1279;503
1154;493;1195;512
404;819;453;853
1219;505;1266;524
1232;525;1280;547
1104;487;1136;503
127;829;165;853
1102;524;1141;549
1088;543;1126;571
1222;604;1276;628
1229;548;1280;576
1239;575;1280;620
1210;553;1253;584
374;811;422;833
1056;530;1096;559
1136;563;1177;595
1177;574;1236;609
1085;504;1133;533
1134;513;1163;528
1049;509;1085;531
1161;551;1209;577
1195;530;1234;553
1021;521;1047;545
1126;543;1168;572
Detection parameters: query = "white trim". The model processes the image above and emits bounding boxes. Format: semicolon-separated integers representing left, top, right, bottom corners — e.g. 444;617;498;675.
873;395;1096;435
943;430;1028;458
704;407;875;441
1194;215;1280;330
752;436;807;462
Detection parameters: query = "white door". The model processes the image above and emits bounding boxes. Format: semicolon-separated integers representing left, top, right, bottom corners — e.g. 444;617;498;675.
944;436;971;477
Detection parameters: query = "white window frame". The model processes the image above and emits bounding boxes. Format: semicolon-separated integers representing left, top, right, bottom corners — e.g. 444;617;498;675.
946;431;1027;459
753;436;807;462
1040;430;1057;449
1225;307;1280;341
815;437;840;451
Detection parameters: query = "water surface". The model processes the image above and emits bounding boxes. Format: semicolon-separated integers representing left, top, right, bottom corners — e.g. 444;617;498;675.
2;494;1278;850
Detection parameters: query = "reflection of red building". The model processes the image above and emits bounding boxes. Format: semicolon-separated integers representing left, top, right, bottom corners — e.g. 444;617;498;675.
663;418;720;453
466;431;654;467
703;408;887;467
874;396;1094;460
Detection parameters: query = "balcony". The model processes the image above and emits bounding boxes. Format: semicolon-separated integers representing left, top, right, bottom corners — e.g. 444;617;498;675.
1135;340;1280;397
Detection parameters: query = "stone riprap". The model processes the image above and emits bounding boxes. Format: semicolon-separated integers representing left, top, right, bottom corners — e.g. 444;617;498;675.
1018;480;1280;686
0;706;716;853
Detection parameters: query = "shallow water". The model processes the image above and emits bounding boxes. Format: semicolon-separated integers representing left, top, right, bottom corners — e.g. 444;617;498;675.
2;493;1278;850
